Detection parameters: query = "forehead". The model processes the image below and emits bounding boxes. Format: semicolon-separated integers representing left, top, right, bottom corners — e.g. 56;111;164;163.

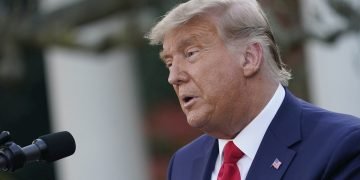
162;17;220;51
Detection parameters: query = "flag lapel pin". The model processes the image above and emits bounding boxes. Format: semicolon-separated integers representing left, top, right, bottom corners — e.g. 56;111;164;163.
271;158;282;170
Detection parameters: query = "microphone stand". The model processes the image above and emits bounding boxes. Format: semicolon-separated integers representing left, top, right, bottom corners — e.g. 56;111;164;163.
0;131;26;172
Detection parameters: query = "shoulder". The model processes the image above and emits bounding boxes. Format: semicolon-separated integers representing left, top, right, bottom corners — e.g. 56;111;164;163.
172;134;215;158
299;98;360;136
298;99;360;178
279;93;360;178
284;88;360;130
278;89;360;146
167;134;217;179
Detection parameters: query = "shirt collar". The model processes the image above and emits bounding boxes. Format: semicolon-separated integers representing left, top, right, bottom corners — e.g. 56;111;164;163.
218;84;285;160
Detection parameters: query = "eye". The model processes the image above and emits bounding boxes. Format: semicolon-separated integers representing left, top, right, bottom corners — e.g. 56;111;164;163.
185;48;199;58
165;61;172;68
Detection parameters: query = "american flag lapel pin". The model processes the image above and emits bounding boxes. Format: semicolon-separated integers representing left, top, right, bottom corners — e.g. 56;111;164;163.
271;158;282;170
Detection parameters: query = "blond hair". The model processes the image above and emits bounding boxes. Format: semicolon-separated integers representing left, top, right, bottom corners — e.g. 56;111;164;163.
146;0;291;86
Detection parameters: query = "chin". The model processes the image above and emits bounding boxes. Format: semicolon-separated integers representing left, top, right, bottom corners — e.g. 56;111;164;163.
186;115;208;129
185;106;214;128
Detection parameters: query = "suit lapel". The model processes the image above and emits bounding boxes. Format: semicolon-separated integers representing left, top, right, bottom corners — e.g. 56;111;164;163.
191;136;218;180
246;131;297;179
247;89;302;179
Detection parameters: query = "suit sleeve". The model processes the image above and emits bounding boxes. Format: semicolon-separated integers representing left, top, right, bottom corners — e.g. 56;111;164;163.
323;128;360;180
335;153;360;179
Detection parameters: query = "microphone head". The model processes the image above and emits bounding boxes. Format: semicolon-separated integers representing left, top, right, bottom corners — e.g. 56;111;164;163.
38;131;76;162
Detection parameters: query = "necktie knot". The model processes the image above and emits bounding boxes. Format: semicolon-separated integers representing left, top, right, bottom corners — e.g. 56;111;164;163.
223;141;244;164
217;141;244;180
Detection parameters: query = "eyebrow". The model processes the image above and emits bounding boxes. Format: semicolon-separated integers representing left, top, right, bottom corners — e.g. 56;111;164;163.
159;50;167;63
159;37;197;63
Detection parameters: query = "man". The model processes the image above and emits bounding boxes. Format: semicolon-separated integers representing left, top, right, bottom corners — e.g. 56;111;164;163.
146;0;360;179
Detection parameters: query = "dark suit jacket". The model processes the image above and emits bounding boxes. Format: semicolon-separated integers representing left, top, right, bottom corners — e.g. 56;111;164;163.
167;90;360;180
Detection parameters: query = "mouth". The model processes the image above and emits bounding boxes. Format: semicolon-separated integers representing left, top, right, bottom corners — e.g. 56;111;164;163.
181;95;198;108
183;96;194;103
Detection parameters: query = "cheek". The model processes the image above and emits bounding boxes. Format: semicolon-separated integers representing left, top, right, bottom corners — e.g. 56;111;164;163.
205;65;243;103
192;49;242;101
198;68;235;101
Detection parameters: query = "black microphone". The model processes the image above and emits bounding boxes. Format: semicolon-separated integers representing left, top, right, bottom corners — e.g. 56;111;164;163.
0;131;76;172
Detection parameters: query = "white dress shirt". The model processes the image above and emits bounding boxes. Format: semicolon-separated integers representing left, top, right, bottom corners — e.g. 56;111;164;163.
211;84;285;180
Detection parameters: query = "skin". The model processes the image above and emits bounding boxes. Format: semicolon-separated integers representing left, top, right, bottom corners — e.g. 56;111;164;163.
160;16;278;139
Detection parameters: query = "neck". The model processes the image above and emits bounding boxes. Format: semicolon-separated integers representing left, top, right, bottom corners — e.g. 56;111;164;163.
246;81;279;122
219;79;279;139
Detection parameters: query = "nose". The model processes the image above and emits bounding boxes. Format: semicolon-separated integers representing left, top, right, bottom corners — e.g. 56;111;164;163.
168;61;188;85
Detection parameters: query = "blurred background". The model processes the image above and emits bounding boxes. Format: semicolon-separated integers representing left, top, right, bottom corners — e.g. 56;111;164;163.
0;0;359;179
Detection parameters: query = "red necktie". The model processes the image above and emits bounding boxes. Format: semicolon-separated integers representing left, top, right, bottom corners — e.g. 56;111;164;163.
217;141;244;180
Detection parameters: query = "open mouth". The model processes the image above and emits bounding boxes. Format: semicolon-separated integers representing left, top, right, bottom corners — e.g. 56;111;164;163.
182;96;197;108
183;96;194;103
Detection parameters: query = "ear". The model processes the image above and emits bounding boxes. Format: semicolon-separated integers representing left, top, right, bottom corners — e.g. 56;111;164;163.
242;42;263;77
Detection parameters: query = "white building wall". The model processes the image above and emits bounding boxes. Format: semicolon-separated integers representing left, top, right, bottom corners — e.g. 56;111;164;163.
45;49;148;180
302;0;360;117
41;0;148;179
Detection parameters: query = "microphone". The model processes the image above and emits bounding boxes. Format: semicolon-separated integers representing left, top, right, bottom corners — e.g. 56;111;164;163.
0;131;76;172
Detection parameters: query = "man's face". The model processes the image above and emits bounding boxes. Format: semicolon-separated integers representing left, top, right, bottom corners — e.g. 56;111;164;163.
161;17;248;136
